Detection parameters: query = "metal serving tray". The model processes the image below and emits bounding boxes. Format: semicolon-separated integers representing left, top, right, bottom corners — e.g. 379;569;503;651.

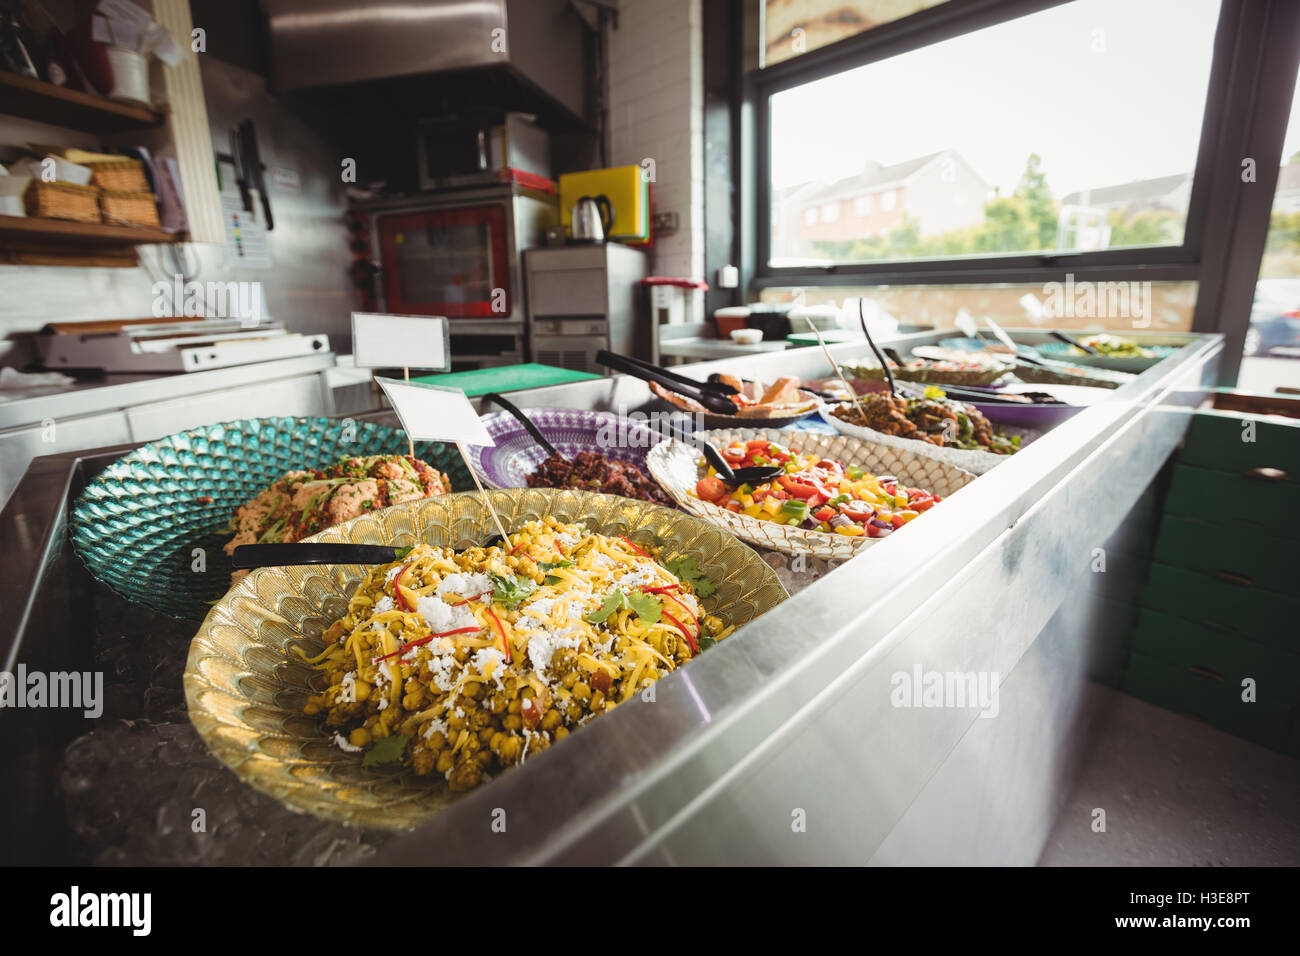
0;330;1221;865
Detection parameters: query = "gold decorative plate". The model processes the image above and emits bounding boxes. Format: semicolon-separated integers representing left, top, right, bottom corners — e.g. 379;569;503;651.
646;427;977;559
184;488;788;829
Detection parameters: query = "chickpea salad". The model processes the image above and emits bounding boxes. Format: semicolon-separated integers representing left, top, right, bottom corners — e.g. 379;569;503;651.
301;517;730;792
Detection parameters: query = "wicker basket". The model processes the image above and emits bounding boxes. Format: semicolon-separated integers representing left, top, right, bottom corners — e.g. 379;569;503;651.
86;159;150;193
100;189;160;228
25;181;102;223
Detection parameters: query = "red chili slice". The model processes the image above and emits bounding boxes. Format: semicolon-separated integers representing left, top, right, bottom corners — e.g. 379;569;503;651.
392;562;413;611
485;606;511;664
449;590;493;607
619;535;649;557
373;626;480;663
661;608;699;655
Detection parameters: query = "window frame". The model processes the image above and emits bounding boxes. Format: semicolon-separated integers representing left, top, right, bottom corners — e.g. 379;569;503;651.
747;0;1239;288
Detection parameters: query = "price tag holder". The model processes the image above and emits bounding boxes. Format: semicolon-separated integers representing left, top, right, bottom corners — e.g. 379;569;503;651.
351;312;450;372
375;377;494;447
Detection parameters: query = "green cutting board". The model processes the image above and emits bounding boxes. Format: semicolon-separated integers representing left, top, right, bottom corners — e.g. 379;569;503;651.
411;363;601;397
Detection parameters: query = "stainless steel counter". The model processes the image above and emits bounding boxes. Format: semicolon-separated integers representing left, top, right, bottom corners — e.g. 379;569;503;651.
0;331;1222;865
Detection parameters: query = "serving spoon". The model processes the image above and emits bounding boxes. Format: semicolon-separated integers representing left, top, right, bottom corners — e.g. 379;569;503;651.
483;392;563;460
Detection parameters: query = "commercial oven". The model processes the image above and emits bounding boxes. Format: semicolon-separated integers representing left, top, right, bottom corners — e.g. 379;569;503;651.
359;177;558;370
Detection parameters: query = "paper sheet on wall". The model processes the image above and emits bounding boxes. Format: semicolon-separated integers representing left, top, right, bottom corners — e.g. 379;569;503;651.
221;192;272;269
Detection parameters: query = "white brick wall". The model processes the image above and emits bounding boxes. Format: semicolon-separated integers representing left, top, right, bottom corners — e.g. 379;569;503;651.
607;0;705;319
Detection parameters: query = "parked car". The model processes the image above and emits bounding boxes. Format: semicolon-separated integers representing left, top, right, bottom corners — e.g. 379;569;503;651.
1246;279;1300;356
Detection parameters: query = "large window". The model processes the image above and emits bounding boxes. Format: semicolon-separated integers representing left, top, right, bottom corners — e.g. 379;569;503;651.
765;0;1221;268
1238;70;1300;392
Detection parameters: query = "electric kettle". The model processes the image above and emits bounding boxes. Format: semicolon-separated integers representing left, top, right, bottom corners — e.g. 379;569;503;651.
571;194;614;243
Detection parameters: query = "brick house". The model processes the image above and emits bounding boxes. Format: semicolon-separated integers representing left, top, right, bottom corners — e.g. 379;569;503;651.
772;149;990;261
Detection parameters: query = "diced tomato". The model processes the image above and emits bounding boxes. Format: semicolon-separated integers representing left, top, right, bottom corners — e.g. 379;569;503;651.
805;493;828;509
777;474;819;499
839;500;875;521
911;496;935;512
722;446;746;464
725;499;743;513
766;448;793;463
745;439;770;451
817;459;844;473
865;523;887;538
752;489;769;502
812;506;836;523
696;476;728;502
771;488;791;500
890;514;908;529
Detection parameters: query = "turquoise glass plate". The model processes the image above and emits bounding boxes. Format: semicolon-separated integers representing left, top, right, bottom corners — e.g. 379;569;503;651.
70;416;472;621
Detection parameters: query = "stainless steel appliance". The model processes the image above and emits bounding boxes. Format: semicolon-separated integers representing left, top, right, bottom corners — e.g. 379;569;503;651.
360;178;558;370
570;194;613;243
38;317;329;373
416;112;551;193
525;243;648;373
262;0;587;126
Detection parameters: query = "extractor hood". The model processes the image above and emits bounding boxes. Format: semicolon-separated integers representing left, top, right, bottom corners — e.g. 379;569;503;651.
261;0;589;128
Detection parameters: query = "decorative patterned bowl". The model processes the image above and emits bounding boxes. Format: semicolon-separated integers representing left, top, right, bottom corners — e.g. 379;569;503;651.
816;402;1034;476
1035;341;1176;373
184;488;788;828
70;416;472;621
468;407;662;489
646;427;977;559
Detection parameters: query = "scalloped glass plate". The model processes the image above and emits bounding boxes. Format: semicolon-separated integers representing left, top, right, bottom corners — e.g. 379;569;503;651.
184;488;788;829
70;416;472;621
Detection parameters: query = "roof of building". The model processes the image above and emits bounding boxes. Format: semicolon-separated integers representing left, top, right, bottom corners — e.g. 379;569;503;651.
794;150;977;206
1061;173;1192;209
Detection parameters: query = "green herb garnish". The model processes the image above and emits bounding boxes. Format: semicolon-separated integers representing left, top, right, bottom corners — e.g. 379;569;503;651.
661;555;718;598
626;592;662;624
586;591;627;624
361;732;409;767
489;572;537;609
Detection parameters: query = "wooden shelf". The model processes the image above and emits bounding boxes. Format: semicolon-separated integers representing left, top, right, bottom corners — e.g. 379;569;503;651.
0;215;175;245
0;70;165;133
0;215;179;267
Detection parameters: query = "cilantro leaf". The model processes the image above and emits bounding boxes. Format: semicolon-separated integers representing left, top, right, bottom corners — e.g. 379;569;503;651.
361;732;409;768
626;592;662;624
538;560;572;571
662;555;718;598
696;635;718;651
586;591;627;624
489;572;537;609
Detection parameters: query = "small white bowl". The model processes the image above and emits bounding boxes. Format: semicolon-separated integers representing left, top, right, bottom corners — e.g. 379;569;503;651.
729;328;764;345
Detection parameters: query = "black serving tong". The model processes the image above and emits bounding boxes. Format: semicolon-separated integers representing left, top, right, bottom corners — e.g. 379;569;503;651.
483;392;563;460
1048;330;1099;355
857;300;898;396
596;350;740;415
231;543;412;569
232;536;511;569
665;420;782;488
706;370;838;402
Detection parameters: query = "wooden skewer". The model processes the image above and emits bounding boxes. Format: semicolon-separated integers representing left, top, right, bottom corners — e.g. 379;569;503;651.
402;365;415;457
808;318;871;422
456;441;510;543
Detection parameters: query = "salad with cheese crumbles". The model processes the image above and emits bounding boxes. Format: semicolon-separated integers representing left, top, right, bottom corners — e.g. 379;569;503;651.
300;517;730;792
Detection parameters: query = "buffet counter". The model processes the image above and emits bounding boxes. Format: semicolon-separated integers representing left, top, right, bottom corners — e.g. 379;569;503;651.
0;329;1223;865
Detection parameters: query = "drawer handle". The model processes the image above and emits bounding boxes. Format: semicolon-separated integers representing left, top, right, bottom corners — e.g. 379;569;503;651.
1187;665;1224;683
1243;466;1288;482
1213;570;1254;587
